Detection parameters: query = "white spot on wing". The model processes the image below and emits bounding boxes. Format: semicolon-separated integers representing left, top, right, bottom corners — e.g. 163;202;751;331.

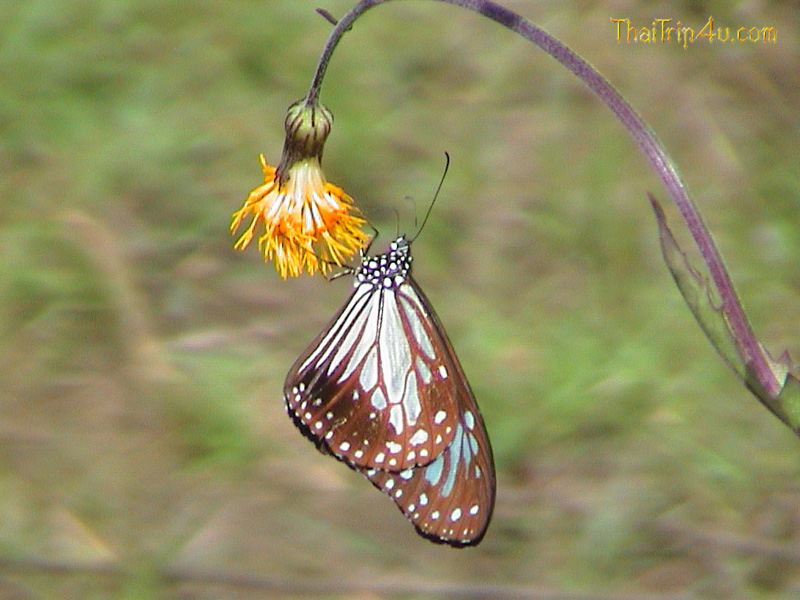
434;410;447;425
409;429;429;446
329;290;375;376
386;441;402;454
464;411;475;431
415;355;432;384
379;291;412;405
424;454;444;486
403;371;421;426
371;387;387;411
399;293;435;359
389;404;403;434
440;424;464;498
468;432;479;455
360;346;379;391
337;323;373;383
361;288;382;349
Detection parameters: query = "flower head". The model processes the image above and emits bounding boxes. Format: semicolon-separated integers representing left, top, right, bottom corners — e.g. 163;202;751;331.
231;99;369;278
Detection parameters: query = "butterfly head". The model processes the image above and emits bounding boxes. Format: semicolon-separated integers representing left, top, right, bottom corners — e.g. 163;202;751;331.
355;236;412;289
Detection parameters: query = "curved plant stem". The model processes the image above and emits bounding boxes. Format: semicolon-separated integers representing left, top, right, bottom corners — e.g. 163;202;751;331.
306;0;782;398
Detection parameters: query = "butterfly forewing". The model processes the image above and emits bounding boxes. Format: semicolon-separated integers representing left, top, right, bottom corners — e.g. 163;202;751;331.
284;241;459;471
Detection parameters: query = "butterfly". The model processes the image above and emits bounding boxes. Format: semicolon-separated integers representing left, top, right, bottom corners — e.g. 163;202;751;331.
284;235;495;547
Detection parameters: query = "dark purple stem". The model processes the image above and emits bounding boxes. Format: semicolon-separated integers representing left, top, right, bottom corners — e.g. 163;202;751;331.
306;0;781;397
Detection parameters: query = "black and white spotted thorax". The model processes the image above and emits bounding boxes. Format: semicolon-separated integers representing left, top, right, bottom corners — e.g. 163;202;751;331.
354;236;413;289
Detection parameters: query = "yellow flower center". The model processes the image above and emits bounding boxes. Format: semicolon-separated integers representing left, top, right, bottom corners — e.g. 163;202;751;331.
230;155;368;278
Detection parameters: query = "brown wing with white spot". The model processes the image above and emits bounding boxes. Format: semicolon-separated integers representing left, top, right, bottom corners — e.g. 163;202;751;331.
284;276;460;471
361;277;496;547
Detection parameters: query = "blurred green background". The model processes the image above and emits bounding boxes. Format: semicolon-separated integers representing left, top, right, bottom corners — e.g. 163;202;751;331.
1;0;798;598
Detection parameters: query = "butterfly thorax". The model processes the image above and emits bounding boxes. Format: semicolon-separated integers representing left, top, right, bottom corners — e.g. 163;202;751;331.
354;236;412;289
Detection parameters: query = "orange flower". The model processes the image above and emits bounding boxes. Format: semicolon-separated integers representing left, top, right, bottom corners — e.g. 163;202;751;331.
231;99;369;278
231;154;368;278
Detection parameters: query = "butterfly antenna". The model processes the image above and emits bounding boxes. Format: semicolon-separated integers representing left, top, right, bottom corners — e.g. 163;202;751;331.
411;151;450;242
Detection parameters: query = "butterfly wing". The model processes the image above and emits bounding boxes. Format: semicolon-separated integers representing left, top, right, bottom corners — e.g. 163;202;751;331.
361;276;496;547
284;275;460;471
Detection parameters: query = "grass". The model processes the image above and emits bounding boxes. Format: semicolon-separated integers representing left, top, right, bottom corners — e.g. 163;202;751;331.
1;0;798;598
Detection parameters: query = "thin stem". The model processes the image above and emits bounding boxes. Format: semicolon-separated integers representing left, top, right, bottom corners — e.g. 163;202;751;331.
306;0;780;396
307;0;381;104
